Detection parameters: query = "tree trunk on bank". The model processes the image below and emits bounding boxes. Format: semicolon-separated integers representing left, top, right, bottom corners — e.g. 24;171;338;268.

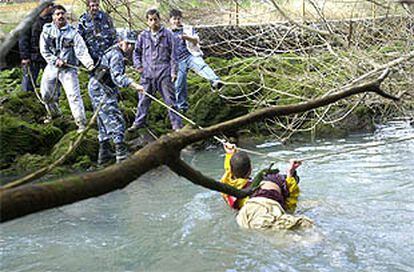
0;74;398;222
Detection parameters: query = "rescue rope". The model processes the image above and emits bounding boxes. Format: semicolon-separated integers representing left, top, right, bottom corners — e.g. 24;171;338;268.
26;64;61;119
3;96;106;189
131;75;414;163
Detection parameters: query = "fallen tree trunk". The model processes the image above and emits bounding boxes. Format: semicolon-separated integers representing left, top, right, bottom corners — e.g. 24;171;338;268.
0;71;398;222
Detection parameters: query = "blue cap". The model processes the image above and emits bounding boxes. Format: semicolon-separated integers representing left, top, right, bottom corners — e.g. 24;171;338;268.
116;28;137;44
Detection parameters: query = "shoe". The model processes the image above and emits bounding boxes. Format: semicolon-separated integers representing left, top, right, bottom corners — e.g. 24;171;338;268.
77;124;87;134
98;140;114;166
115;143;129;163
172;123;183;131
43;116;53;124
211;80;224;90
127;123;145;133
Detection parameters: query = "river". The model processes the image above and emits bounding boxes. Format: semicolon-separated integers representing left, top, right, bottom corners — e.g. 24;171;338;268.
1;119;413;272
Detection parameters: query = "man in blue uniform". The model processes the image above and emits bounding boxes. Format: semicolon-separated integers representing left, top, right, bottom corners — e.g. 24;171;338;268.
88;29;144;165
77;0;116;63
128;8;183;132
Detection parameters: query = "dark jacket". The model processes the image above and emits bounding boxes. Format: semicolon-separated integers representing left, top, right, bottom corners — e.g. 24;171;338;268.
18;13;52;63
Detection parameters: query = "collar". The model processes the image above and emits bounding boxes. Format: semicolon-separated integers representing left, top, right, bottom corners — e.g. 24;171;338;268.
54;23;69;31
147;25;165;35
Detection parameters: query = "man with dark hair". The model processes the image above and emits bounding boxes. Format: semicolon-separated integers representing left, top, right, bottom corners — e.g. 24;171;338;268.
19;1;54;92
40;4;94;133
128;8;183;131
169;8;222;112
77;0;116;62
221;142;313;230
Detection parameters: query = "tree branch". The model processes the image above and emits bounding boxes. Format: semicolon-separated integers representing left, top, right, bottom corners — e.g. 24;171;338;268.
0;0;54;68
0;73;397;222
167;156;251;198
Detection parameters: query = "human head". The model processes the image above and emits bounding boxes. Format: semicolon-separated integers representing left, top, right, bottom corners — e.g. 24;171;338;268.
52;4;67;28
169;9;183;29
117;29;137;53
230;151;252;179
87;0;100;16
146;8;161;32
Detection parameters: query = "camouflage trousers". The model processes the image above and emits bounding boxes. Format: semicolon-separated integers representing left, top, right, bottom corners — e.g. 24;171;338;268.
88;78;125;144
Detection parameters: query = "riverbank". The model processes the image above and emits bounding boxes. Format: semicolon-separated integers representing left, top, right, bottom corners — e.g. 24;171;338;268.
1;46;412;180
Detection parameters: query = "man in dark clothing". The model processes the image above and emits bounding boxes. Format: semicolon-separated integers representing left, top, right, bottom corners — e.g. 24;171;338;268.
19;1;54;92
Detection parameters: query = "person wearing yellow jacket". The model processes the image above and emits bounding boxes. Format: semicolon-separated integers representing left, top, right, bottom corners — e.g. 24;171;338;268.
220;142;313;230
220;142;301;213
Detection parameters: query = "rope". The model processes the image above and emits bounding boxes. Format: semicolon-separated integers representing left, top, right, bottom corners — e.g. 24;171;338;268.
26;64;51;116
27;63;61;118
134;80;414;163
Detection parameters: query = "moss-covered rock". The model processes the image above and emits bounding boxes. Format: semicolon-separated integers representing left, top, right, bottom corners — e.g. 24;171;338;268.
50;129;99;164
0;114;63;169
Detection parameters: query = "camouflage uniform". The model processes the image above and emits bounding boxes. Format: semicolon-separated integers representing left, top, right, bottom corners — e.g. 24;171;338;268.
39;22;94;128
88;46;132;144
78;10;116;62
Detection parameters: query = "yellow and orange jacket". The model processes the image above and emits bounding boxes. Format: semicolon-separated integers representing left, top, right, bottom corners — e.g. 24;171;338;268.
220;153;250;210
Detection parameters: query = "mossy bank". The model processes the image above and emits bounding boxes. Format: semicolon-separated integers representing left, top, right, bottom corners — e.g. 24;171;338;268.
1;52;411;179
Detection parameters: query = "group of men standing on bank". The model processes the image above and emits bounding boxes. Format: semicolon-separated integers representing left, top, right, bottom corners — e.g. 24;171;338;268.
19;0;222;165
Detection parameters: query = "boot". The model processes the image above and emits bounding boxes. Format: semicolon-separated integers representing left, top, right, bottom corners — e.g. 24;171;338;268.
115;142;129;163
98;140;113;166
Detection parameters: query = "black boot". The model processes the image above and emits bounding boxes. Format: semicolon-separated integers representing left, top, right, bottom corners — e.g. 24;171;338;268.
115;142;129;163
98;140;113;166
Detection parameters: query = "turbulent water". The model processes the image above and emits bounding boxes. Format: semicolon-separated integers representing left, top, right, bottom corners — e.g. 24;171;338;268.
1;119;413;272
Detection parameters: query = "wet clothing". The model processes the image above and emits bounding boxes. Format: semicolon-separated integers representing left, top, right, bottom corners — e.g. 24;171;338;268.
132;26;182;130
171;26;219;112
78;10;116;62
236;197;313;231
88;46;132;144
220;153;251;209
251;187;286;210
252;172;300;213
220;152;300;213
40;23;94;127
19;13;52;91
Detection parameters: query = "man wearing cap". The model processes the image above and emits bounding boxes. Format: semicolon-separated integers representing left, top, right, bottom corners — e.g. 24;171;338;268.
88;29;144;165
19;0;54;92
77;0;116;63
39;4;94;132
